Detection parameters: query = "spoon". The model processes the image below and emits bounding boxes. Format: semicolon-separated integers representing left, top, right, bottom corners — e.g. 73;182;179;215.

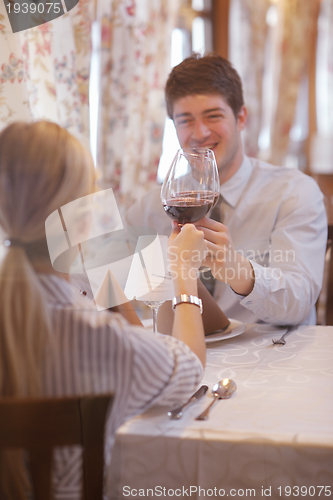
195;379;237;420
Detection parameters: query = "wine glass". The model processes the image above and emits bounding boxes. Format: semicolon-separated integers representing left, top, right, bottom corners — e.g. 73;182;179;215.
124;235;174;333
161;148;219;275
161;147;219;226
142;267;174;334
144;299;166;334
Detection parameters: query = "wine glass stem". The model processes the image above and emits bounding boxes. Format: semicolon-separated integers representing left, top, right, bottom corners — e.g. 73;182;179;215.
151;306;159;333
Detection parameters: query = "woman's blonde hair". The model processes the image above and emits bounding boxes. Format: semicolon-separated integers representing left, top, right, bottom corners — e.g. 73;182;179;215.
0;121;95;498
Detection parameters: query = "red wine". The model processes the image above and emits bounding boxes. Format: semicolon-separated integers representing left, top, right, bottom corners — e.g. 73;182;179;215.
163;191;217;224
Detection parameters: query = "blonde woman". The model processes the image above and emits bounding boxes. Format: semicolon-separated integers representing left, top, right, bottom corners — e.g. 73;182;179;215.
0;121;207;499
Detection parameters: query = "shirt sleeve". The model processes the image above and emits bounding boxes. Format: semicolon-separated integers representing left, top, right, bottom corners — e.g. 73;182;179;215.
238;175;327;325
67;310;203;429
124;328;204;416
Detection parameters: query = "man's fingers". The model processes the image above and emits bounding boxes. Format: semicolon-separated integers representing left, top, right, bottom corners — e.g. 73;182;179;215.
195;216;227;231
199;228;230;248
169;222;181;241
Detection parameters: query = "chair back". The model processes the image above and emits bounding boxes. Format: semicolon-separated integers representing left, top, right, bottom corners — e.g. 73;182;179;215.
324;225;333;325
312;175;333;325
316;224;333;325
0;393;114;500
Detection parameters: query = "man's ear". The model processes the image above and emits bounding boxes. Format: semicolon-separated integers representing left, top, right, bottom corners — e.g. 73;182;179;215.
237;105;247;131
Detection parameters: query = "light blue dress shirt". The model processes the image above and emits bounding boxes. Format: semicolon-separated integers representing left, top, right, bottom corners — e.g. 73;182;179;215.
125;156;327;325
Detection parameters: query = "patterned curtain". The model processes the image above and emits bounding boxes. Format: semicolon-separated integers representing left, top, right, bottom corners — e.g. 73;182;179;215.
270;0;319;166
0;5;31;125
229;0;319;167
1;0;181;204
310;0;333;174
316;0;333;136
229;0;270;158
96;0;179;208
0;0;93;147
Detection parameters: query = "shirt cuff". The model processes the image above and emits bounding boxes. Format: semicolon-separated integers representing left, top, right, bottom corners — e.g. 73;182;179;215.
238;260;272;318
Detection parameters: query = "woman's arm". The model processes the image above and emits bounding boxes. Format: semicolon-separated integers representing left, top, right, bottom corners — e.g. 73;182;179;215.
168;223;207;367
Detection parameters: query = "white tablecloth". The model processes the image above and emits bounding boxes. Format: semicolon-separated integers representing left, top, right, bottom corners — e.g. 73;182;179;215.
107;324;333;500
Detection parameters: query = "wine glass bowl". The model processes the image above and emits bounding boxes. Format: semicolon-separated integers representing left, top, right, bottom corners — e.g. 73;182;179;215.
161;148;219;226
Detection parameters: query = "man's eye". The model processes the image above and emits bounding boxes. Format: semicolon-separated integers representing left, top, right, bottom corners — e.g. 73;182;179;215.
177;119;192;126
207;114;222;120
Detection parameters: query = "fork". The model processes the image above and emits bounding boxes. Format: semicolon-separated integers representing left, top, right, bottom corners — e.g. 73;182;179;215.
272;327;295;346
167;385;208;419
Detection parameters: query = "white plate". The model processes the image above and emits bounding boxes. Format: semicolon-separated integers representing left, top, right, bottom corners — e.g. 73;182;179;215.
205;318;246;344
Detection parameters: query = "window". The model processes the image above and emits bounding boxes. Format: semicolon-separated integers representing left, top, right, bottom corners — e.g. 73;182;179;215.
157;0;213;183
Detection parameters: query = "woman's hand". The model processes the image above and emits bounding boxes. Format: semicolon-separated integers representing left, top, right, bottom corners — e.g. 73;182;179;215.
168;224;207;277
167;223;207;368
195;217;255;296
168;223;207;286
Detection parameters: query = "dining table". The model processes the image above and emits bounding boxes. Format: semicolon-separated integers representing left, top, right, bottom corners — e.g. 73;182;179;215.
107;322;333;500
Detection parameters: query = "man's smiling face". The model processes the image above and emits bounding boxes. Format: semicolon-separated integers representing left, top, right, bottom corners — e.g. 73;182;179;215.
173;94;247;184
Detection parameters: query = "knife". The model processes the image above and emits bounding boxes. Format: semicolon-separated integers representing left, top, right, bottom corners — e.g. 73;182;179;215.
167;385;209;420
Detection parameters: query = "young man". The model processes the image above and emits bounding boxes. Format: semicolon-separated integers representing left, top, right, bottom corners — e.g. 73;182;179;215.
126;53;327;325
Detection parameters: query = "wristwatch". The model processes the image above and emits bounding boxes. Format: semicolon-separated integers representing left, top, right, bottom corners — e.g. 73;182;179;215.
172;294;203;314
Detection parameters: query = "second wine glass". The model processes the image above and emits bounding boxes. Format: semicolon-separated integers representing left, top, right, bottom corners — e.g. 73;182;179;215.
161;147;219;225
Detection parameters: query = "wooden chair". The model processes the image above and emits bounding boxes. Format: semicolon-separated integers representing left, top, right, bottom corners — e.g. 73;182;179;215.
0;393;114;500
311;175;333;325
323;225;333;325
316;224;333;325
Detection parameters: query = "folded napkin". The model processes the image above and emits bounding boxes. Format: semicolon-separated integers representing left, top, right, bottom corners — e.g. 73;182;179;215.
157;278;230;336
94;269;128;310
94;269;143;326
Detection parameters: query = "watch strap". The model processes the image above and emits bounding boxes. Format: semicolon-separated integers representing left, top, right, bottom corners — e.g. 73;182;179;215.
172;294;203;314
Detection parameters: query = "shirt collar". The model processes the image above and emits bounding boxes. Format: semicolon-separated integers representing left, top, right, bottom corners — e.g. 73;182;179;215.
220;156;253;208
38;273;94;309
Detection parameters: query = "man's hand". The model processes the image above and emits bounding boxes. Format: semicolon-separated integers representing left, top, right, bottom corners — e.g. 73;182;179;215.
195;217;255;296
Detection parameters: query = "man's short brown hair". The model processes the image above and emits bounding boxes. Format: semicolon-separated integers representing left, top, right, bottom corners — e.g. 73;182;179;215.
165;53;244;119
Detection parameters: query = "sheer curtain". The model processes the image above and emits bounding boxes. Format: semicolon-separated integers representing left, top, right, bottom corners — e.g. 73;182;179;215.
311;0;333;174
229;0;319;168
270;0;319;166
229;0;269;159
95;0;180;208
